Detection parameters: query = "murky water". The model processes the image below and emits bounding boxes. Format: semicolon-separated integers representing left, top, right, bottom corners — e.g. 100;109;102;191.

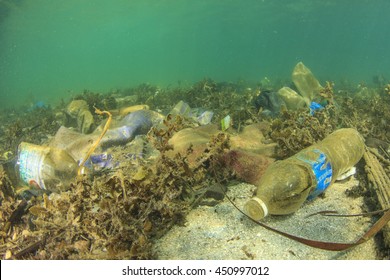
1;0;389;108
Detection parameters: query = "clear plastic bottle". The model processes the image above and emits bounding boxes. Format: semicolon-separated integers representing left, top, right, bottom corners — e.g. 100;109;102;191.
244;128;365;220
15;142;79;192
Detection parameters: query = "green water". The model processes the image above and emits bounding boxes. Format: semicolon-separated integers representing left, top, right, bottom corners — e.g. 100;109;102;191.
1;0;389;108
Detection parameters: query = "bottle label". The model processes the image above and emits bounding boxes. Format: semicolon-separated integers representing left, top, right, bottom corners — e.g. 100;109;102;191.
17;142;47;190
297;148;333;200
84;153;116;172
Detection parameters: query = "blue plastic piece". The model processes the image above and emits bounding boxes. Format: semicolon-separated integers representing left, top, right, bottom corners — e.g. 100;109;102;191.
309;101;324;115
83;152;145;172
100;110;155;148
89;153;117;170
28;101;47;111
35;101;46;108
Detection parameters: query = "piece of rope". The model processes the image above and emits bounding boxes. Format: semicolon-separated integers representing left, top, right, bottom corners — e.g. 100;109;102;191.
224;189;390;251
77;107;112;175
305;208;389;218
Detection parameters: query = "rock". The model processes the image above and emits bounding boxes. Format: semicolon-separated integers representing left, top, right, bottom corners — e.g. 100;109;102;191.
277;86;307;110
54;111;68;126
292;62;323;104
77;110;94;134
66;100;89;118
66;100;94;134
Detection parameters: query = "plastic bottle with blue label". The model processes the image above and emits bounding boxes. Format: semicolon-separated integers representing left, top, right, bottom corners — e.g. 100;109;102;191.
244;128;365;220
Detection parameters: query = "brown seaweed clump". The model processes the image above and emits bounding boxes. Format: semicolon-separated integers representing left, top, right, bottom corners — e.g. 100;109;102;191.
318;81;335;104
0;169;34;260
266;108;335;159
267;83;390;159
0;112;234;260
2;78;389;260
332;89;390;142
0;106;60;159
135;78;261;131
26;172;190;259
0;154;190;259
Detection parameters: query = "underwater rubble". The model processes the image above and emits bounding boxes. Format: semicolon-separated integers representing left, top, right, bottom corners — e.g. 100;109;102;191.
1;63;390;259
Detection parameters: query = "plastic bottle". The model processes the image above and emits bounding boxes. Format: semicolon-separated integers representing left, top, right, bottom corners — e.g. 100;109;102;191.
15;142;79;193
244;128;365;220
98;109;163;149
3;110;163;193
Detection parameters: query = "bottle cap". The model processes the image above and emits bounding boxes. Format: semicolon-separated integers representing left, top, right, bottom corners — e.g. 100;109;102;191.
244;197;268;220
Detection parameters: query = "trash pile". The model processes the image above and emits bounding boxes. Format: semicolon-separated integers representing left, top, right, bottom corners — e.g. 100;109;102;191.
1;62;389;259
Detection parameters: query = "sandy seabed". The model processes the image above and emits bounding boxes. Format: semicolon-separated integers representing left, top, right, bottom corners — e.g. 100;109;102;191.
154;177;378;260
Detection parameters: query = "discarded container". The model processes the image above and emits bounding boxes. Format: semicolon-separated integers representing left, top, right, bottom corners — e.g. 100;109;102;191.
309;101;324;115
99;109;163;149
277;87;306;111
244;128;365;220
195;110;214;125
221;115;232;131
292;61;323;103
1;108;165;195
170;100;214;125
254;90;286;117
15;142;79;192
83;153;117;172
170;100;192;117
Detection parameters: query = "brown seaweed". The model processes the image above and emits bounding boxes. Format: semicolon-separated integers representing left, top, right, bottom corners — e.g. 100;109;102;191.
1;78;390;259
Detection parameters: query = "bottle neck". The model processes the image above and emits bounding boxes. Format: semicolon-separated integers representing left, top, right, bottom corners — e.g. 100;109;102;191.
244;197;269;221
